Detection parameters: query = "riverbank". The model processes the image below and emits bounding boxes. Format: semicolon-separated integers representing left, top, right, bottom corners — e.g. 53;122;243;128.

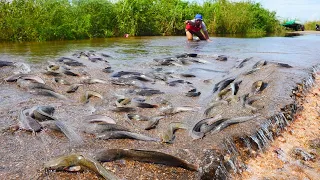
237;71;320;179
285;30;320;36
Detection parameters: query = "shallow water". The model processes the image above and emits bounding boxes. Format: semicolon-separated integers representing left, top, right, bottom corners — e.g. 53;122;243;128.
0;34;319;179
0;34;319;67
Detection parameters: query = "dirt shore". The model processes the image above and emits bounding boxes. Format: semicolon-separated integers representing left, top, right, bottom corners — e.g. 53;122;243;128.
235;72;320;179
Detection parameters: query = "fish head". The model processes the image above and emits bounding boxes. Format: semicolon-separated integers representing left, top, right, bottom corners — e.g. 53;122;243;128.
44;154;82;171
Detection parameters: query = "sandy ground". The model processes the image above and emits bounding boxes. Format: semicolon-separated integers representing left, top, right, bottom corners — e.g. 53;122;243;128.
235;72;320;179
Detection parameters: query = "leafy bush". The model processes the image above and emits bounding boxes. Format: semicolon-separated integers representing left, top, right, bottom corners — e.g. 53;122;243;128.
0;0;284;42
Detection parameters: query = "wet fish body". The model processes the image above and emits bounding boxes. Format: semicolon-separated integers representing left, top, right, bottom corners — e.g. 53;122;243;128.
5;74;45;84
112;71;142;78
97;131;160;142
0;60;15;67
210;115;257;134
81;78;108;84
111;107;136;112
94;149;198;171
17;79;54;91
161;122;188;143
55;120;83;144
32;105;56;121
44;154;119;180
84;123;130;134
66;84;83;93
81;90;103;103
144;116;165;130
133;88;164;96
33;89;68;100
19;108;42;132
84;114;117;124
127;114;149;121
160;106;195;115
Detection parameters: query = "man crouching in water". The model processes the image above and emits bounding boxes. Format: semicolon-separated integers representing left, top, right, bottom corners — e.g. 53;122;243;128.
185;14;211;41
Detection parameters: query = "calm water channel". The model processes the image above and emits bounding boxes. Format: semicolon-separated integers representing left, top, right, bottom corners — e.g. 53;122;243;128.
0;34;319;68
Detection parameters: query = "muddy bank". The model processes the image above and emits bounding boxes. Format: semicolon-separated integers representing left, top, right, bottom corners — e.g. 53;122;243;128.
0;51;318;179
238;70;320;180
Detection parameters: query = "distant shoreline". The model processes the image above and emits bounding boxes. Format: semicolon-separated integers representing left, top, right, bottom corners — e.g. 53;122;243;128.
285;30;320;36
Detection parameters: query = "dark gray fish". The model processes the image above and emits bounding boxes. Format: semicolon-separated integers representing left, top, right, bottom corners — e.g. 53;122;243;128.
153;57;176;66
110;107;136;112
54;77;71;85
167;80;192;86
61;69;79;76
277;62;293;68
17;79;54;91
32;89;68;100
96;131;160;142
127;114;149;121
32;105;56;121
100;53;112;58
132;88;164;96
44;154;119;180
88;56;105;62
131;99;158;108
144;116;165;130
94;149;198;171
111;77;141;86
19;108;42;132
5;73;45;84
160;106;195;115
187;53;197;57
185;91;201;97
204;100;228;116
175;53;188;58
43;70;63;76
212;77;235;93
84;114;117;124
190;115;224;139
112;71;142;78
55;120;83;144
161;122;188;143
57;57;84;66
102;67;114;73
210;115;257;134
83;123;130;134
236;57;252;68
252;60;267;69
134;75;155;82
0;60;15;67
81;78;108;84
66;84;83;93
242;68;260;75
216;55;227;61
180;73;196;77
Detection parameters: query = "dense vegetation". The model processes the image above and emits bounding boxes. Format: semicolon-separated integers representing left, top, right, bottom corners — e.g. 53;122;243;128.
0;0;284;41
304;21;320;30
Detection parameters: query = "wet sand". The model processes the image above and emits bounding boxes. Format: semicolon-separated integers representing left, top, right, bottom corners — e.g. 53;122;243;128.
237;72;320;179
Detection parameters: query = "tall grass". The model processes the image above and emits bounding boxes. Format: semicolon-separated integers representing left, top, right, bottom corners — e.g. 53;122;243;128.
304;21;320;30
0;0;284;42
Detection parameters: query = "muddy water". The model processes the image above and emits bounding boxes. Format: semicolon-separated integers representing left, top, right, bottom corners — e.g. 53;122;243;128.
0;35;319;180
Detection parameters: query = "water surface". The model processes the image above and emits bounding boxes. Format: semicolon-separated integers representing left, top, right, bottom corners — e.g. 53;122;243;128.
0;34;319;67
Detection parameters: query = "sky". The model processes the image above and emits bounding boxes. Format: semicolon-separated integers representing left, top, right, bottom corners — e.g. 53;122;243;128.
192;0;320;22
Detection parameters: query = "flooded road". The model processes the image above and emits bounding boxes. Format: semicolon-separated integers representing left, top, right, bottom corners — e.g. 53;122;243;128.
0;34;319;180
